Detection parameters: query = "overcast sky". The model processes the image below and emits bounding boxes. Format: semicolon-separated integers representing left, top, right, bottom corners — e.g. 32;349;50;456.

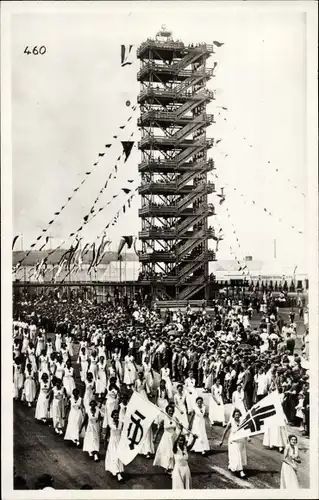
11;1;308;265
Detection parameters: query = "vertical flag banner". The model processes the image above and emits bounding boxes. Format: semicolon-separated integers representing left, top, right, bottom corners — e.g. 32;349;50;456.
232;391;286;441
117;392;160;465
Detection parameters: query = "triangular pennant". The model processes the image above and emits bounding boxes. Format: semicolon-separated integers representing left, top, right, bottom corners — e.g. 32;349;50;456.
105;144;112;148
121;141;134;162
12;235;20;250
99;153;105;157
122;188;131;194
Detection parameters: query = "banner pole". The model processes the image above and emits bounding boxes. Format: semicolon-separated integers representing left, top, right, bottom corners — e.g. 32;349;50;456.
132;390;196;437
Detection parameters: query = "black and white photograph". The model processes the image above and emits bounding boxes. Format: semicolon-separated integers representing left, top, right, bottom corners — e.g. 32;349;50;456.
1;0;318;498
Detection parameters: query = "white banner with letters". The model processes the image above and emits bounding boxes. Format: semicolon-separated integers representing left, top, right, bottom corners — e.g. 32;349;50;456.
117;391;161;465
232;390;286;441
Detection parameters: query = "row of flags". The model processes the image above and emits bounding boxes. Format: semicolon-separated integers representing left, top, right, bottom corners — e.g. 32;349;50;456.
13;103;138;271
212;172;304;235
116;390;286;466
217;106;306;200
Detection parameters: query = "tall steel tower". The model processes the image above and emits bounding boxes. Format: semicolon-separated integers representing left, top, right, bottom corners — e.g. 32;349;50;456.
137;27;217;304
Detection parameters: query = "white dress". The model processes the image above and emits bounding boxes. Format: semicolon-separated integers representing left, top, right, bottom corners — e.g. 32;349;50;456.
209;384;226;424
36;336;45;357
21;332;29;354
35;381;51;420
46;341;53;357
135;378;149;401
55;362;65;381
63;366;76;397
184;378;197;413
13;363;24;398
105;420;124;475
27;347;37;372
142;361;153;393
140;424;155;456
78;353;89;382
83;381;96;413
55;333;62;353
161;367;173;399
24;369;37;403
65;336;74;357
96;361;107;394
280;444;300;489
103;389;119;428
51;387;66;429
173;393;189;429
89;357;98;380
64;396;84;441
228;418;247;472
83;408;101;453
231;390;247;419
191;405;210;452
263;424;287;448
153;414;177;470
172;447;191;489
123;355;137;385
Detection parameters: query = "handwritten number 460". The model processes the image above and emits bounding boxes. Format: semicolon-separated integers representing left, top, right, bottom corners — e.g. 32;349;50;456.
24;46;46;55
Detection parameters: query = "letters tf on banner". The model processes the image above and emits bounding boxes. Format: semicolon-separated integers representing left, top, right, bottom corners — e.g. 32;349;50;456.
232;390;286;441
117;392;160;465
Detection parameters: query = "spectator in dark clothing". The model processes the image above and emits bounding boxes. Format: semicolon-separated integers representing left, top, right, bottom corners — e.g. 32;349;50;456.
242;365;254;410
286;333;295;355
302;389;310;437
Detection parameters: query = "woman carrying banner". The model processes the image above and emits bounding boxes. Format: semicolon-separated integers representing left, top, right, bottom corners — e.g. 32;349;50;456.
172;424;198;489
104;409;124;482
219;408;248;479
280;434;301;489
153;404;178;475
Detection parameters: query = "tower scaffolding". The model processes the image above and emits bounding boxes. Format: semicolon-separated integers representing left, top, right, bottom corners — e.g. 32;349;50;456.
137;27;217;305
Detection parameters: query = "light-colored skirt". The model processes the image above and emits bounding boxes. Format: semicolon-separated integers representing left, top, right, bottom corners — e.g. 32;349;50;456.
172;462;191;489
228;438;247;472
263;425;287;449
280;461;299;489
64;407;84;441
105;430;124;475
153;430;175;470
209;398;225;424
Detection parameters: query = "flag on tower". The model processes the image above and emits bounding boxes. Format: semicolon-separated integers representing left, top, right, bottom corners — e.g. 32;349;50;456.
117;392;160;465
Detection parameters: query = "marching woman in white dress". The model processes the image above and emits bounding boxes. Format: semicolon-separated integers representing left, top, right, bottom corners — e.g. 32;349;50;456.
26;343;37;372
105;409;124;482
38;350;50;382
64;388;84;446
35;373;51;423
190;397;210;456
55;332;62;353
135;371;149;400
49;353;56;378
46;338;53;358
60;343;69;364
103;384;119;428
184;371;197;414
153;404;178;475
263;388;287;453
65;334;74;357
13;358;24;400
78;347;89;382
142;355;154;395
24;363;37;407
112;347;123;382
231;382;247;420
108;360;121;389
63;359;76;398
96;356;107;398
81;400;102;462
280;434;301;489
48;378;67;435
123;350;137;388
209;378;226;426
160;363;173;400
21;330;30;355
54;355;65;381
36;331;45;358
83;372;96;414
220;409;248;479
172;424;198;490
88;350;99;381
173;384;189;429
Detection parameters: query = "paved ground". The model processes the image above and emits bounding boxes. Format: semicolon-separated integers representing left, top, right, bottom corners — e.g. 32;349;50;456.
14;308;309;490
